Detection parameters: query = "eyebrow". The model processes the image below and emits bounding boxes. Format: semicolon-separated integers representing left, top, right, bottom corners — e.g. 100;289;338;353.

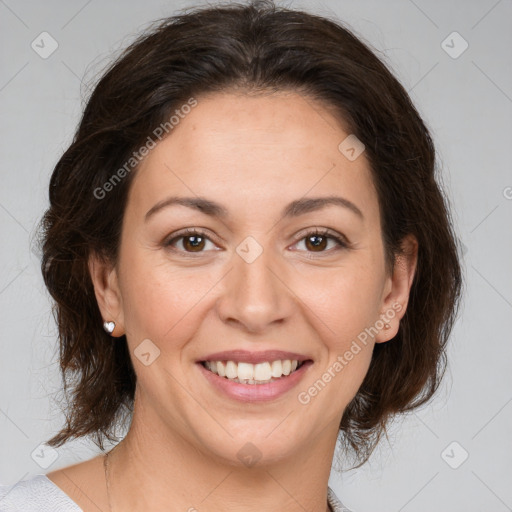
144;195;364;222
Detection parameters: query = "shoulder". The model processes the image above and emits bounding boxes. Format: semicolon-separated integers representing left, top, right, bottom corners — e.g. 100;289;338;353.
0;474;82;511
327;485;355;512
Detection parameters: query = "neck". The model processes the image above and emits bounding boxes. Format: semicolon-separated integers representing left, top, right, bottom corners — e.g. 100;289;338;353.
105;390;339;511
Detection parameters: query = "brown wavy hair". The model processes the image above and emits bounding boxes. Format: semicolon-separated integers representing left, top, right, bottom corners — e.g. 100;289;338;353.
38;0;463;469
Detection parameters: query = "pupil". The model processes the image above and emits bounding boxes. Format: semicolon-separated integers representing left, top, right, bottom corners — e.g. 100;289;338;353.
185;236;204;251
307;235;326;251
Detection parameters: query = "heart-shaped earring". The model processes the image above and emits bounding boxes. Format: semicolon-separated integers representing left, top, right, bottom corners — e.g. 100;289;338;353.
103;321;116;335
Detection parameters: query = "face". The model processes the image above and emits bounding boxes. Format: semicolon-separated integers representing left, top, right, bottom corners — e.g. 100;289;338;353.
91;91;416;467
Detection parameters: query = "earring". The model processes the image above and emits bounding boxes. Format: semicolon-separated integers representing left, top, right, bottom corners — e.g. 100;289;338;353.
103;321;115;334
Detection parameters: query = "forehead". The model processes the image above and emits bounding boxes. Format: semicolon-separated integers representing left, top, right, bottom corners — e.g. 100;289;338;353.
129;91;379;223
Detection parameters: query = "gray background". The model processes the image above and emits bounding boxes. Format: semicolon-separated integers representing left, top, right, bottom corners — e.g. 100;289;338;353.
1;0;511;510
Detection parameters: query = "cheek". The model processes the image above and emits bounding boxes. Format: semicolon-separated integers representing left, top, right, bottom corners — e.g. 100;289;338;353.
294;260;384;347
119;252;218;345
291;261;382;407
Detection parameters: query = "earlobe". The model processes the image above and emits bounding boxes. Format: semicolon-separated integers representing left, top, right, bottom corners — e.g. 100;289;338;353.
88;252;125;337
375;234;418;344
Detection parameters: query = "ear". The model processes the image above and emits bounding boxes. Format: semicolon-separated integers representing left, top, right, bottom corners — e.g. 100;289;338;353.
88;252;125;337
375;234;418;343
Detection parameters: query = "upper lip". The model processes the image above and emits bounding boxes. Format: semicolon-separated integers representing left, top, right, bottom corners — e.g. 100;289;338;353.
198;350;312;364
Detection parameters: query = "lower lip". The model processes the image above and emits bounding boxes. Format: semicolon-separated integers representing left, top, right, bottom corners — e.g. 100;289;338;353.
197;361;313;403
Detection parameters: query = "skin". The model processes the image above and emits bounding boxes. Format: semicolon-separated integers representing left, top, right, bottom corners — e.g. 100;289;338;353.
47;90;417;511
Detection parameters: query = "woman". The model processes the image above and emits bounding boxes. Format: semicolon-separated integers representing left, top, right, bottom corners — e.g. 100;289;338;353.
0;0;462;510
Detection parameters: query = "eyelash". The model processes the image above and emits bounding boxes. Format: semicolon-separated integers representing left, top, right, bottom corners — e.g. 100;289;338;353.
163;227;349;257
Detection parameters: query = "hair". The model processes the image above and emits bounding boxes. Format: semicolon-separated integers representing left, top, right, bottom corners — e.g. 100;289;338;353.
38;0;463;469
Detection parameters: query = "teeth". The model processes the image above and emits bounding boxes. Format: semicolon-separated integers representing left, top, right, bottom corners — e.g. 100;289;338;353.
217;361;226;377
225;361;237;379
254;362;272;381
271;360;282;378
203;359;303;383
237;362;253;381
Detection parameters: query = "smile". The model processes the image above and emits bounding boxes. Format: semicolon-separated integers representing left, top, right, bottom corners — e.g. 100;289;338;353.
197;357;313;402
201;359;305;384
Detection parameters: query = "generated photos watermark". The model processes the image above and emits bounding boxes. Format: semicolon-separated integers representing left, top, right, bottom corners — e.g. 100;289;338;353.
297;302;403;405
93;97;198;200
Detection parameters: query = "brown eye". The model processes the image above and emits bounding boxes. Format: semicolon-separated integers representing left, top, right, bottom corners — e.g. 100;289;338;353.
304;234;329;252
291;229;348;256
164;229;217;254
181;235;205;252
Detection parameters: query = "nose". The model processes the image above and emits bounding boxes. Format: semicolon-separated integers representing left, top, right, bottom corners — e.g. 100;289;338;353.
216;244;294;334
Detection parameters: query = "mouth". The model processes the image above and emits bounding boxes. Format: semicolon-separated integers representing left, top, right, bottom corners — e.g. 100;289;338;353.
200;358;309;385
196;352;314;402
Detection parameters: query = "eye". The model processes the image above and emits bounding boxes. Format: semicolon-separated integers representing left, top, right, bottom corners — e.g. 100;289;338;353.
164;228;219;254
290;228;348;255
163;227;349;256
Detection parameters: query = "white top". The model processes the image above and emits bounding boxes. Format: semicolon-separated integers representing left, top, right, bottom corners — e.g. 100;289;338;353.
0;475;81;511
0;474;353;511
